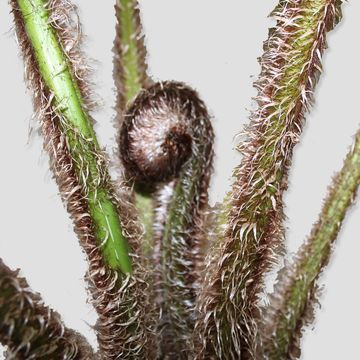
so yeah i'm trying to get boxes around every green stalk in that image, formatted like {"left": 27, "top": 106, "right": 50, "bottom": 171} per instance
{"left": 17, "top": 0, "right": 131, "bottom": 273}
{"left": 114, "top": 0, "right": 154, "bottom": 246}
{"left": 0, "top": 259, "right": 95, "bottom": 359}
{"left": 261, "top": 128, "right": 360, "bottom": 359}
{"left": 115, "top": 0, "right": 148, "bottom": 104}
{"left": 12, "top": 1, "right": 157, "bottom": 356}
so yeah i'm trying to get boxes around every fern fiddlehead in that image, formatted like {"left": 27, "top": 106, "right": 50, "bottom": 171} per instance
{"left": 114, "top": 2, "right": 215, "bottom": 356}
{"left": 119, "top": 81, "right": 214, "bottom": 358}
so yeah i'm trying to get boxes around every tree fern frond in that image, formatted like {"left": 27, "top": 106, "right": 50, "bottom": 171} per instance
{"left": 114, "top": 4, "right": 215, "bottom": 357}
{"left": 113, "top": 0, "right": 155, "bottom": 252}
{"left": 114, "top": 0, "right": 149, "bottom": 110}
{"left": 12, "top": 0, "right": 131, "bottom": 273}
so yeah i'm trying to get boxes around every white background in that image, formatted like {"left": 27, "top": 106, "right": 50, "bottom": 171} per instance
{"left": 0, "top": 1, "right": 359, "bottom": 358}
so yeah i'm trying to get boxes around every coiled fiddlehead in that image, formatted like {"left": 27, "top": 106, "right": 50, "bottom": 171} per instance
{"left": 120, "top": 81, "right": 214, "bottom": 358}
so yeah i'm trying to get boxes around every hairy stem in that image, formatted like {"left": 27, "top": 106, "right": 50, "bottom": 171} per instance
{"left": 0, "top": 259, "right": 95, "bottom": 359}
{"left": 14, "top": 0, "right": 131, "bottom": 273}
{"left": 11, "top": 1, "right": 157, "bottom": 358}
{"left": 261, "top": 127, "right": 360, "bottom": 359}
{"left": 194, "top": 1, "right": 343, "bottom": 358}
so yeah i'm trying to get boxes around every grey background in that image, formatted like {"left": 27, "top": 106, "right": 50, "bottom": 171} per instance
{"left": 0, "top": 1, "right": 359, "bottom": 358}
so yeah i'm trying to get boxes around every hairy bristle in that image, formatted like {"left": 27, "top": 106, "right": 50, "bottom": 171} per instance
{"left": 46, "top": 0, "right": 96, "bottom": 110}
{"left": 194, "top": 1, "right": 343, "bottom": 358}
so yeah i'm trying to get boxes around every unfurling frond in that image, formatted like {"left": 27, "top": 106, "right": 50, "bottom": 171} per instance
{"left": 194, "top": 1, "right": 343, "bottom": 358}
{"left": 120, "top": 81, "right": 214, "bottom": 358}
{"left": 114, "top": 3, "right": 215, "bottom": 357}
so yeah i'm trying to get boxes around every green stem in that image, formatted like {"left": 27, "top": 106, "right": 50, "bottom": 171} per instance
{"left": 114, "top": 0, "right": 154, "bottom": 246}
{"left": 115, "top": 0, "right": 148, "bottom": 103}
{"left": 262, "top": 128, "right": 360, "bottom": 359}
{"left": 17, "top": 0, "right": 131, "bottom": 273}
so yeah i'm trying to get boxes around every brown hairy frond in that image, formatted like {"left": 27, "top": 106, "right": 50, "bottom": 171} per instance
{"left": 120, "top": 81, "right": 214, "bottom": 358}
{"left": 0, "top": 258, "right": 96, "bottom": 359}
{"left": 11, "top": 1, "right": 157, "bottom": 358}
{"left": 194, "top": 1, "right": 343, "bottom": 358}
{"left": 111, "top": 2, "right": 161, "bottom": 357}
{"left": 8, "top": 1, "right": 355, "bottom": 359}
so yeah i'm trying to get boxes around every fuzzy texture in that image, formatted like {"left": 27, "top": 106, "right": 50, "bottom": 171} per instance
{"left": 120, "top": 83, "right": 193, "bottom": 185}
{"left": 119, "top": 81, "right": 214, "bottom": 359}
{"left": 194, "top": 1, "right": 343, "bottom": 359}
{"left": 260, "top": 127, "right": 360, "bottom": 359}
{"left": 11, "top": 1, "right": 157, "bottom": 358}
{"left": 0, "top": 259, "right": 95, "bottom": 359}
